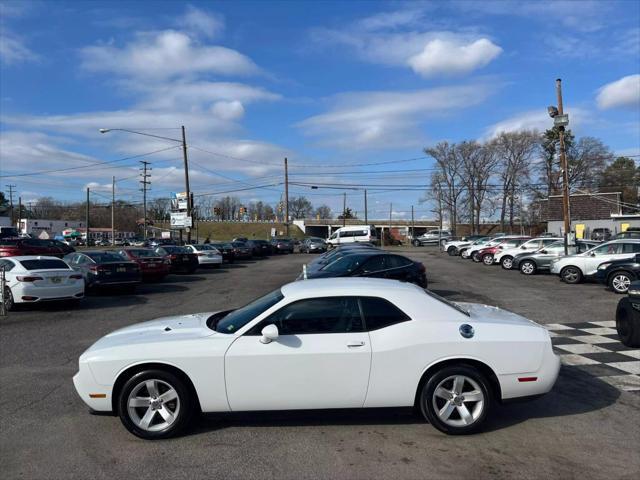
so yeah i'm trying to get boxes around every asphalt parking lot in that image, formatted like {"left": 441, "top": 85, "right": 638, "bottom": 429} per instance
{"left": 1, "top": 248, "right": 639, "bottom": 480}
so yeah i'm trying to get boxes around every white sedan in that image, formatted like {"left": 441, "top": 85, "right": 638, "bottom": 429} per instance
{"left": 184, "top": 244, "right": 223, "bottom": 266}
{"left": 0, "top": 256, "right": 84, "bottom": 310}
{"left": 73, "top": 278, "right": 560, "bottom": 439}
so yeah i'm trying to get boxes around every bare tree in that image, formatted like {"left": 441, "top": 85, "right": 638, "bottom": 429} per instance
{"left": 288, "top": 196, "right": 313, "bottom": 219}
{"left": 425, "top": 142, "right": 464, "bottom": 235}
{"left": 491, "top": 131, "right": 537, "bottom": 232}
{"left": 314, "top": 204, "right": 332, "bottom": 219}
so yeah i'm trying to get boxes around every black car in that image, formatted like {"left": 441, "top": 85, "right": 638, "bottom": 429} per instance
{"left": 47, "top": 239, "right": 76, "bottom": 255}
{"left": 615, "top": 280, "right": 640, "bottom": 347}
{"left": 270, "top": 237, "right": 295, "bottom": 254}
{"left": 154, "top": 246, "right": 199, "bottom": 274}
{"left": 304, "top": 251, "right": 427, "bottom": 288}
{"left": 252, "top": 239, "right": 273, "bottom": 256}
{"left": 596, "top": 253, "right": 640, "bottom": 294}
{"left": 232, "top": 241, "right": 253, "bottom": 259}
{"left": 64, "top": 250, "right": 141, "bottom": 290}
{"left": 210, "top": 242, "right": 235, "bottom": 263}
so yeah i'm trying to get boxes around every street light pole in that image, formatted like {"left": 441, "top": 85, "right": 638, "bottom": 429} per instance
{"left": 181, "top": 126, "right": 192, "bottom": 243}
{"left": 555, "top": 79, "right": 571, "bottom": 255}
{"left": 111, "top": 176, "right": 115, "bottom": 244}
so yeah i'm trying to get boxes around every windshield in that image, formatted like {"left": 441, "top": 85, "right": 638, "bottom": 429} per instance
{"left": 211, "top": 289, "right": 284, "bottom": 333}
{"left": 322, "top": 254, "right": 369, "bottom": 273}
{"left": 87, "top": 252, "right": 127, "bottom": 262}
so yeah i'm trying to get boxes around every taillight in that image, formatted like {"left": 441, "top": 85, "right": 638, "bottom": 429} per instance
{"left": 169, "top": 254, "right": 178, "bottom": 259}
{"left": 417, "top": 262, "right": 425, "bottom": 272}
{"left": 70, "top": 274, "right": 83, "bottom": 280}
{"left": 17, "top": 276, "right": 44, "bottom": 282}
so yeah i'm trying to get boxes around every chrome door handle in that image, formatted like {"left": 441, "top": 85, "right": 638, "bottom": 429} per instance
{"left": 347, "top": 341, "right": 365, "bottom": 347}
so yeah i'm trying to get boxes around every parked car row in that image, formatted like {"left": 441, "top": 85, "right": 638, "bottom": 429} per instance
{"left": 444, "top": 233, "right": 640, "bottom": 294}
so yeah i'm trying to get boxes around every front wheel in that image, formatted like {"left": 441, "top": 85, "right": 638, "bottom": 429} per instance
{"left": 118, "top": 369, "right": 194, "bottom": 440}
{"left": 561, "top": 266, "right": 583, "bottom": 284}
{"left": 471, "top": 252, "right": 482, "bottom": 263}
{"left": 482, "top": 254, "right": 494, "bottom": 266}
{"left": 520, "top": 260, "right": 537, "bottom": 275}
{"left": 3, "top": 287, "right": 15, "bottom": 312}
{"left": 608, "top": 271, "right": 632, "bottom": 294}
{"left": 447, "top": 247, "right": 458, "bottom": 256}
{"left": 419, "top": 365, "right": 491, "bottom": 435}
{"left": 413, "top": 240, "right": 421, "bottom": 247}
{"left": 616, "top": 298, "right": 640, "bottom": 347}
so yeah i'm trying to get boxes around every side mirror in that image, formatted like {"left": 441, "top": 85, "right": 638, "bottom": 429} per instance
{"left": 260, "top": 324, "right": 279, "bottom": 344}
{"left": 590, "top": 252, "right": 596, "bottom": 257}
{"left": 540, "top": 249, "right": 547, "bottom": 254}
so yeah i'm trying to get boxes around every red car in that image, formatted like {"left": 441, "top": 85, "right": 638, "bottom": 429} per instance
{"left": 475, "top": 237, "right": 531, "bottom": 265}
{"left": 0, "top": 238, "right": 67, "bottom": 258}
{"left": 117, "top": 248, "right": 170, "bottom": 281}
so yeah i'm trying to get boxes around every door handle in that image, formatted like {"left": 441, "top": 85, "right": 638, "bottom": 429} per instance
{"left": 347, "top": 341, "right": 365, "bottom": 347}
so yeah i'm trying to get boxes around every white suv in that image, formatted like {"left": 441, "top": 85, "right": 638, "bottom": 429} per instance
{"left": 495, "top": 237, "right": 562, "bottom": 269}
{"left": 550, "top": 239, "right": 640, "bottom": 284}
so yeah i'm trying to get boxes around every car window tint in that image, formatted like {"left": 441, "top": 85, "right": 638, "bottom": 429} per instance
{"left": 264, "top": 297, "right": 364, "bottom": 335}
{"left": 19, "top": 259, "right": 69, "bottom": 270}
{"left": 360, "top": 297, "right": 411, "bottom": 331}
{"left": 593, "top": 243, "right": 621, "bottom": 255}
{"left": 622, "top": 243, "right": 640, "bottom": 253}
{"left": 0, "top": 259, "right": 15, "bottom": 271}
{"left": 361, "top": 255, "right": 386, "bottom": 272}
{"left": 388, "top": 255, "right": 412, "bottom": 268}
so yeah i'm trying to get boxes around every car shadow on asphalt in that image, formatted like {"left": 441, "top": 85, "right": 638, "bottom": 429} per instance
{"left": 165, "top": 275, "right": 207, "bottom": 283}
{"left": 484, "top": 366, "right": 620, "bottom": 432}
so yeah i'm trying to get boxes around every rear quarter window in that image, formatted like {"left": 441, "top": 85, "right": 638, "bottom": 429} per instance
{"left": 360, "top": 297, "right": 411, "bottom": 331}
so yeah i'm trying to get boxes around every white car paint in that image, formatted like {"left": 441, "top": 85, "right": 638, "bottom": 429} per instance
{"left": 327, "top": 225, "right": 377, "bottom": 246}
{"left": 461, "top": 236, "right": 523, "bottom": 259}
{"left": 74, "top": 278, "right": 559, "bottom": 418}
{"left": 550, "top": 239, "right": 640, "bottom": 279}
{"left": 0, "top": 256, "right": 84, "bottom": 305}
{"left": 184, "top": 244, "right": 223, "bottom": 265}
{"left": 494, "top": 238, "right": 562, "bottom": 265}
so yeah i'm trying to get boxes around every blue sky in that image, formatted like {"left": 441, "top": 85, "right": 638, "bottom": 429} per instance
{"left": 1, "top": 0, "right": 639, "bottom": 220}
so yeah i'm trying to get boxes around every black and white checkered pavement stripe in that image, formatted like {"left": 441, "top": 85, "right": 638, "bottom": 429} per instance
{"left": 544, "top": 321, "right": 640, "bottom": 393}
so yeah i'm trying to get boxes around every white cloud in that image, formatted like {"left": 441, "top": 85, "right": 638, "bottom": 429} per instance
{"left": 0, "top": 32, "right": 38, "bottom": 65}
{"left": 80, "top": 30, "right": 258, "bottom": 79}
{"left": 298, "top": 84, "right": 497, "bottom": 149}
{"left": 177, "top": 5, "right": 225, "bottom": 39}
{"left": 211, "top": 100, "right": 245, "bottom": 121}
{"left": 408, "top": 38, "right": 502, "bottom": 77}
{"left": 483, "top": 108, "right": 589, "bottom": 139}
{"left": 596, "top": 74, "right": 640, "bottom": 110}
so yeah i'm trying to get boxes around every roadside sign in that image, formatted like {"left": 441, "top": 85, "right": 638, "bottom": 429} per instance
{"left": 170, "top": 212, "right": 192, "bottom": 228}
{"left": 171, "top": 192, "right": 188, "bottom": 211}
{"left": 161, "top": 231, "right": 171, "bottom": 239}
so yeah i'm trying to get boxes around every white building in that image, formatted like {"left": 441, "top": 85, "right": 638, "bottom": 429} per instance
{"left": 18, "top": 218, "right": 85, "bottom": 237}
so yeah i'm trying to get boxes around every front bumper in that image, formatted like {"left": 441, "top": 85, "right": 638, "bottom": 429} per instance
{"left": 73, "top": 364, "right": 112, "bottom": 412}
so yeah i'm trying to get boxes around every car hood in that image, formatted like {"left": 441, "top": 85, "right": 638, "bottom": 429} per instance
{"left": 455, "top": 302, "right": 545, "bottom": 330}
{"left": 83, "top": 312, "right": 218, "bottom": 355}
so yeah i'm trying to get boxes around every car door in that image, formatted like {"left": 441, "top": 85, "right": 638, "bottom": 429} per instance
{"left": 583, "top": 242, "right": 625, "bottom": 275}
{"left": 384, "top": 255, "right": 413, "bottom": 282}
{"left": 355, "top": 255, "right": 388, "bottom": 279}
{"left": 535, "top": 244, "right": 566, "bottom": 268}
{"left": 224, "top": 296, "right": 371, "bottom": 411}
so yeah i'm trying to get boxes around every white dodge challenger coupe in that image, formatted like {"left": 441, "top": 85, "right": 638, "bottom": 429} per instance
{"left": 73, "top": 278, "right": 560, "bottom": 439}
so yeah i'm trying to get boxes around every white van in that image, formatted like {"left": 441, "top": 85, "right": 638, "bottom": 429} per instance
{"left": 327, "top": 225, "right": 378, "bottom": 246}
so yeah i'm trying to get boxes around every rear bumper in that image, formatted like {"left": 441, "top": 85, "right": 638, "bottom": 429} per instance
{"left": 198, "top": 256, "right": 223, "bottom": 265}
{"left": 16, "top": 283, "right": 84, "bottom": 303}
{"left": 499, "top": 344, "right": 561, "bottom": 400}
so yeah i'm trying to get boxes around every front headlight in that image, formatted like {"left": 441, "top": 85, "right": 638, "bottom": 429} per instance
{"left": 597, "top": 263, "right": 611, "bottom": 270}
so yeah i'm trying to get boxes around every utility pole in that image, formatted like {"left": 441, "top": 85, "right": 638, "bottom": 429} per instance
{"left": 111, "top": 176, "right": 115, "bottom": 244}
{"left": 411, "top": 205, "right": 415, "bottom": 242}
{"left": 389, "top": 203, "right": 392, "bottom": 244}
{"left": 284, "top": 157, "right": 289, "bottom": 236}
{"left": 364, "top": 189, "right": 368, "bottom": 225}
{"left": 342, "top": 192, "right": 346, "bottom": 227}
{"left": 5, "top": 185, "right": 15, "bottom": 226}
{"left": 85, "top": 187, "right": 90, "bottom": 245}
{"left": 140, "top": 161, "right": 151, "bottom": 241}
{"left": 556, "top": 78, "right": 571, "bottom": 255}
{"left": 181, "top": 125, "right": 192, "bottom": 243}
{"left": 17, "top": 197, "right": 21, "bottom": 232}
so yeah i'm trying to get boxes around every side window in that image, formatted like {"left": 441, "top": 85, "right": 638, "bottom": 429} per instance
{"left": 622, "top": 243, "right": 640, "bottom": 253}
{"left": 593, "top": 243, "right": 621, "bottom": 255}
{"left": 251, "top": 297, "right": 363, "bottom": 335}
{"left": 360, "top": 297, "right": 411, "bottom": 331}
{"left": 0, "top": 259, "right": 15, "bottom": 271}
{"left": 360, "top": 255, "right": 386, "bottom": 273}
{"left": 387, "top": 255, "right": 412, "bottom": 268}
{"left": 542, "top": 239, "right": 558, "bottom": 246}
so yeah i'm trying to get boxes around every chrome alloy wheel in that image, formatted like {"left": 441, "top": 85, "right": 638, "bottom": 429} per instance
{"left": 502, "top": 257, "right": 513, "bottom": 269}
{"left": 520, "top": 261, "right": 535, "bottom": 275}
{"left": 127, "top": 379, "right": 181, "bottom": 432}
{"left": 431, "top": 375, "right": 485, "bottom": 428}
{"left": 611, "top": 273, "right": 631, "bottom": 293}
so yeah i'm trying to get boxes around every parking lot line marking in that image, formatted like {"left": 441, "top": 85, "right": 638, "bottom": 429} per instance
{"left": 545, "top": 323, "right": 575, "bottom": 330}
{"left": 606, "top": 362, "right": 640, "bottom": 375}
{"left": 600, "top": 374, "right": 640, "bottom": 391}
{"left": 589, "top": 321, "right": 616, "bottom": 328}
{"left": 571, "top": 335, "right": 619, "bottom": 344}
{"left": 559, "top": 354, "right": 600, "bottom": 366}
{"left": 555, "top": 344, "right": 611, "bottom": 354}
{"left": 581, "top": 327, "right": 618, "bottom": 336}
{"left": 620, "top": 350, "right": 640, "bottom": 359}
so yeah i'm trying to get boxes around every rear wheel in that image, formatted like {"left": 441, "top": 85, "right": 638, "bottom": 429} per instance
{"left": 118, "top": 369, "right": 194, "bottom": 440}
{"left": 500, "top": 256, "right": 514, "bottom": 270}
{"left": 419, "top": 365, "right": 491, "bottom": 435}
{"left": 561, "top": 266, "right": 583, "bottom": 284}
{"left": 608, "top": 271, "right": 633, "bottom": 294}
{"left": 413, "top": 240, "right": 421, "bottom": 247}
{"left": 472, "top": 252, "right": 482, "bottom": 263}
{"left": 520, "top": 260, "right": 537, "bottom": 275}
{"left": 616, "top": 298, "right": 640, "bottom": 347}
{"left": 447, "top": 247, "right": 458, "bottom": 256}
{"left": 3, "top": 287, "right": 15, "bottom": 312}
{"left": 482, "top": 254, "right": 494, "bottom": 266}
